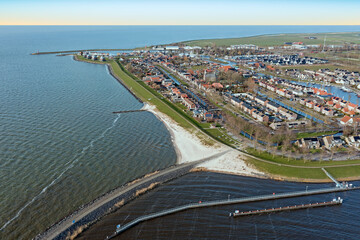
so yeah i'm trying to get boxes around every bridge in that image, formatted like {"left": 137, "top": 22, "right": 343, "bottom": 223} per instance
{"left": 322, "top": 168, "right": 342, "bottom": 188}
{"left": 107, "top": 185, "right": 359, "bottom": 239}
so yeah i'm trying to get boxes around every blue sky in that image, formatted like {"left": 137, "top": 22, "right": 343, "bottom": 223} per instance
{"left": 1, "top": 0, "right": 359, "bottom": 25}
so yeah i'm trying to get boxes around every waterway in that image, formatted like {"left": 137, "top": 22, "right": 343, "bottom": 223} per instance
{"left": 293, "top": 81, "right": 360, "bottom": 105}
{"left": 1, "top": 26, "right": 360, "bottom": 239}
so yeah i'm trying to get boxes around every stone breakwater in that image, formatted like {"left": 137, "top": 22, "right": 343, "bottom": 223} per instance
{"left": 34, "top": 163, "right": 198, "bottom": 240}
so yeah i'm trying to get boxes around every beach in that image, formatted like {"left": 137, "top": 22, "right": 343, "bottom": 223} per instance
{"left": 143, "top": 103, "right": 263, "bottom": 177}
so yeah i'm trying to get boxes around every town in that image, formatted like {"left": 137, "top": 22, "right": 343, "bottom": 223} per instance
{"left": 79, "top": 39, "right": 360, "bottom": 159}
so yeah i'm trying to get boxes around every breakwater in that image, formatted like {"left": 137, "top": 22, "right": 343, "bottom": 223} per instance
{"left": 34, "top": 152, "right": 229, "bottom": 240}
{"left": 31, "top": 49, "right": 133, "bottom": 55}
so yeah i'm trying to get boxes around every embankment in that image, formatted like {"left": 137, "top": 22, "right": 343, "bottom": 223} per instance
{"left": 34, "top": 151, "right": 228, "bottom": 240}
{"left": 34, "top": 161, "right": 198, "bottom": 240}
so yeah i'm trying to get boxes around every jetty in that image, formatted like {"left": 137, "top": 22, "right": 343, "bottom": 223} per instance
{"left": 230, "top": 197, "right": 343, "bottom": 217}
{"left": 112, "top": 110, "right": 146, "bottom": 114}
{"left": 322, "top": 168, "right": 343, "bottom": 188}
{"left": 107, "top": 185, "right": 359, "bottom": 238}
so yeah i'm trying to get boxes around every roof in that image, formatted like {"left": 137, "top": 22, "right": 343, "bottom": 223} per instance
{"left": 341, "top": 115, "right": 352, "bottom": 123}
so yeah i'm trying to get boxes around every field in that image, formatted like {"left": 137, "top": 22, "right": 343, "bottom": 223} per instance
{"left": 182, "top": 32, "right": 360, "bottom": 47}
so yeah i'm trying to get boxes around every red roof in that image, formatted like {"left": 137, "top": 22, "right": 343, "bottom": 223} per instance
{"left": 212, "top": 83, "right": 224, "bottom": 89}
{"left": 341, "top": 115, "right": 352, "bottom": 123}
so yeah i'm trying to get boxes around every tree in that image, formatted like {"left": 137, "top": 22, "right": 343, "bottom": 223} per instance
{"left": 245, "top": 78, "right": 258, "bottom": 93}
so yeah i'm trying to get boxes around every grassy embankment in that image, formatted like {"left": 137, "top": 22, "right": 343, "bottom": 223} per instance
{"left": 182, "top": 32, "right": 360, "bottom": 47}
{"left": 246, "top": 148, "right": 360, "bottom": 180}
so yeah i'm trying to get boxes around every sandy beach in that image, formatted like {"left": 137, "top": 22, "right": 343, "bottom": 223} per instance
{"left": 143, "top": 103, "right": 262, "bottom": 177}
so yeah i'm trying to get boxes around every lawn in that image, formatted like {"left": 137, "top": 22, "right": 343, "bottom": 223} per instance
{"left": 246, "top": 148, "right": 360, "bottom": 167}
{"left": 325, "top": 165, "right": 360, "bottom": 179}
{"left": 246, "top": 157, "right": 328, "bottom": 180}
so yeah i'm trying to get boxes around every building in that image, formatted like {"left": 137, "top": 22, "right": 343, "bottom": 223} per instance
{"left": 340, "top": 115, "right": 353, "bottom": 125}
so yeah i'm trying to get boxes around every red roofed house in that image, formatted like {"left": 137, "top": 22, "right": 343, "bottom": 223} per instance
{"left": 221, "top": 66, "right": 232, "bottom": 72}
{"left": 212, "top": 82, "right": 224, "bottom": 90}
{"left": 305, "top": 101, "right": 315, "bottom": 109}
{"left": 348, "top": 102, "right": 358, "bottom": 111}
{"left": 334, "top": 103, "right": 341, "bottom": 110}
{"left": 200, "top": 83, "right": 212, "bottom": 92}
{"left": 326, "top": 100, "right": 334, "bottom": 106}
{"left": 340, "top": 115, "right": 353, "bottom": 125}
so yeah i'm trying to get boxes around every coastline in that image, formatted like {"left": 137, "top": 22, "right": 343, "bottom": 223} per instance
{"left": 73, "top": 55, "right": 360, "bottom": 183}
{"left": 73, "top": 55, "right": 263, "bottom": 178}
{"left": 35, "top": 51, "right": 360, "bottom": 239}
{"left": 142, "top": 102, "right": 263, "bottom": 177}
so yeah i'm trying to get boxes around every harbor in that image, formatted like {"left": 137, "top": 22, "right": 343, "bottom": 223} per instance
{"left": 108, "top": 184, "right": 359, "bottom": 238}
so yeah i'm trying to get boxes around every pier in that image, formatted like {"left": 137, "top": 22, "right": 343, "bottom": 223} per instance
{"left": 230, "top": 197, "right": 343, "bottom": 217}
{"left": 112, "top": 110, "right": 146, "bottom": 114}
{"left": 322, "top": 168, "right": 342, "bottom": 188}
{"left": 107, "top": 186, "right": 359, "bottom": 238}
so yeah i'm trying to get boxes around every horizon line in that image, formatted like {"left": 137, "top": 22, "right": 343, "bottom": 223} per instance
{"left": 1, "top": 24, "right": 360, "bottom": 26}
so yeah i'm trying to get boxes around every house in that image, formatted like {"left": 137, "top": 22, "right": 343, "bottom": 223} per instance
{"left": 266, "top": 102, "right": 280, "bottom": 112}
{"left": 200, "top": 83, "right": 212, "bottom": 91}
{"left": 270, "top": 120, "right": 308, "bottom": 130}
{"left": 254, "top": 96, "right": 267, "bottom": 106}
{"left": 322, "top": 107, "right": 334, "bottom": 117}
{"left": 323, "top": 136, "right": 335, "bottom": 149}
{"left": 314, "top": 104, "right": 323, "bottom": 113}
{"left": 204, "top": 112, "right": 214, "bottom": 122}
{"left": 340, "top": 115, "right": 353, "bottom": 125}
{"left": 183, "top": 98, "right": 196, "bottom": 110}
{"left": 305, "top": 101, "right": 315, "bottom": 109}
{"left": 346, "top": 135, "right": 360, "bottom": 148}
{"left": 212, "top": 82, "right": 224, "bottom": 90}
{"left": 297, "top": 138, "right": 320, "bottom": 149}
{"left": 231, "top": 97, "right": 242, "bottom": 107}
{"left": 257, "top": 114, "right": 269, "bottom": 123}
{"left": 276, "top": 88, "right": 286, "bottom": 96}
{"left": 348, "top": 102, "right": 358, "bottom": 111}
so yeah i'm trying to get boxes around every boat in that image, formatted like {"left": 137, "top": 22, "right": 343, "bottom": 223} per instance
{"left": 341, "top": 86, "right": 352, "bottom": 92}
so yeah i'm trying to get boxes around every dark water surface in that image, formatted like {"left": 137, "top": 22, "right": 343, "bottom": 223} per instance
{"left": 1, "top": 26, "right": 360, "bottom": 239}
{"left": 80, "top": 172, "right": 360, "bottom": 240}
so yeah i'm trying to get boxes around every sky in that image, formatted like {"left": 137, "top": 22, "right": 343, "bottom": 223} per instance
{"left": 1, "top": 0, "right": 359, "bottom": 25}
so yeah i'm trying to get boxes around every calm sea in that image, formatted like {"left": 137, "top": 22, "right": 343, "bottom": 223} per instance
{"left": 0, "top": 26, "right": 360, "bottom": 240}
